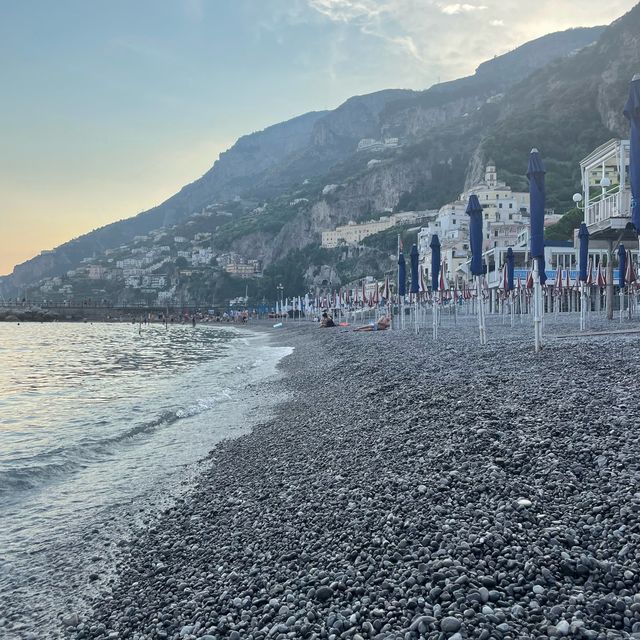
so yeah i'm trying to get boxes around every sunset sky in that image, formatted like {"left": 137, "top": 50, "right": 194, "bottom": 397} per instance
{"left": 1, "top": 0, "right": 636, "bottom": 275}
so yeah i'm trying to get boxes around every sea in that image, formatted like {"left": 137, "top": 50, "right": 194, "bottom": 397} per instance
{"left": 0, "top": 321, "right": 292, "bottom": 639}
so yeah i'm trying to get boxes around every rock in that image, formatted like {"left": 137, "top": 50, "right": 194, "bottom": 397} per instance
{"left": 315, "top": 585, "right": 334, "bottom": 602}
{"left": 62, "top": 613, "right": 80, "bottom": 627}
{"left": 440, "top": 616, "right": 462, "bottom": 633}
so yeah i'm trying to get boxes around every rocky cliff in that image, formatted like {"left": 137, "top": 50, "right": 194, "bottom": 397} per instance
{"left": 1, "top": 19, "right": 624, "bottom": 295}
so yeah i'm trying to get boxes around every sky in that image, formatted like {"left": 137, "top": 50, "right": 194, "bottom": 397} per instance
{"left": 0, "top": 0, "right": 637, "bottom": 275}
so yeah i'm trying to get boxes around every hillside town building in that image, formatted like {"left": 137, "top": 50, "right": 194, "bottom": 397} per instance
{"left": 321, "top": 211, "right": 430, "bottom": 249}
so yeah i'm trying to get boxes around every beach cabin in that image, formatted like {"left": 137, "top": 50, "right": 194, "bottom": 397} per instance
{"left": 577, "top": 138, "right": 637, "bottom": 317}
{"left": 579, "top": 138, "right": 634, "bottom": 242}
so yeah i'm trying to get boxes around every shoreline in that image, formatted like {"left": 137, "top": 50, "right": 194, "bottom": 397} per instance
{"left": 39, "top": 320, "right": 640, "bottom": 638}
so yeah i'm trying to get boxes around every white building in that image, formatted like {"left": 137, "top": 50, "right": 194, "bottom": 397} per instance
{"left": 417, "top": 162, "right": 533, "bottom": 282}
{"left": 321, "top": 212, "right": 430, "bottom": 249}
{"left": 88, "top": 265, "right": 107, "bottom": 280}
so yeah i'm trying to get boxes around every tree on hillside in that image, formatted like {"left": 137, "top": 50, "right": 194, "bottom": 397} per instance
{"left": 545, "top": 208, "right": 583, "bottom": 241}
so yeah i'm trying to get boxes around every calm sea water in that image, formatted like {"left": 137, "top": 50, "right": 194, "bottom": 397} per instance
{"left": 0, "top": 322, "right": 291, "bottom": 638}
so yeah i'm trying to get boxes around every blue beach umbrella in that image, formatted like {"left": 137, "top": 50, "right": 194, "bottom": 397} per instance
{"left": 527, "top": 148, "right": 546, "bottom": 268}
{"left": 578, "top": 223, "right": 590, "bottom": 281}
{"left": 430, "top": 235, "right": 441, "bottom": 291}
{"left": 624, "top": 74, "right": 640, "bottom": 233}
{"left": 466, "top": 195, "right": 484, "bottom": 277}
{"left": 506, "top": 247, "right": 515, "bottom": 292}
{"left": 537, "top": 256, "right": 547, "bottom": 285}
{"left": 410, "top": 244, "right": 419, "bottom": 294}
{"left": 398, "top": 251, "right": 406, "bottom": 297}
{"left": 618, "top": 244, "right": 626, "bottom": 288}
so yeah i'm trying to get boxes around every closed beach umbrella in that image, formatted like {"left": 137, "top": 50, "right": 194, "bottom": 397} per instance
{"left": 537, "top": 256, "right": 547, "bottom": 285}
{"left": 554, "top": 263, "right": 563, "bottom": 292}
{"left": 466, "top": 195, "right": 484, "bottom": 276}
{"left": 618, "top": 244, "right": 626, "bottom": 288}
{"left": 506, "top": 247, "right": 515, "bottom": 292}
{"left": 381, "top": 275, "right": 390, "bottom": 301}
{"left": 623, "top": 74, "right": 640, "bottom": 233}
{"left": 586, "top": 257, "right": 594, "bottom": 285}
{"left": 528, "top": 149, "right": 546, "bottom": 261}
{"left": 626, "top": 250, "right": 636, "bottom": 284}
{"left": 526, "top": 270, "right": 534, "bottom": 289}
{"left": 410, "top": 244, "right": 419, "bottom": 294}
{"left": 430, "top": 235, "right": 441, "bottom": 291}
{"left": 398, "top": 252, "right": 407, "bottom": 297}
{"left": 596, "top": 262, "right": 606, "bottom": 287}
{"left": 418, "top": 268, "right": 427, "bottom": 296}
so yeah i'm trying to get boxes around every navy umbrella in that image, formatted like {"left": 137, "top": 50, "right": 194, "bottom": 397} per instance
{"left": 623, "top": 74, "right": 640, "bottom": 233}
{"left": 528, "top": 149, "right": 546, "bottom": 352}
{"left": 618, "top": 244, "right": 626, "bottom": 288}
{"left": 506, "top": 247, "right": 515, "bottom": 292}
{"left": 410, "top": 244, "right": 419, "bottom": 294}
{"left": 578, "top": 223, "right": 590, "bottom": 281}
{"left": 430, "top": 234, "right": 441, "bottom": 291}
{"left": 537, "top": 256, "right": 547, "bottom": 285}
{"left": 528, "top": 148, "right": 546, "bottom": 263}
{"left": 398, "top": 251, "right": 406, "bottom": 297}
{"left": 466, "top": 195, "right": 484, "bottom": 277}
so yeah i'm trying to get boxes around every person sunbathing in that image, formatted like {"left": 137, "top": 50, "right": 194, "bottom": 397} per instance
{"left": 354, "top": 315, "right": 391, "bottom": 332}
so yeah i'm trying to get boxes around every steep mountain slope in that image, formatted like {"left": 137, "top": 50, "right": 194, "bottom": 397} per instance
{"left": 0, "top": 23, "right": 612, "bottom": 294}
{"left": 482, "top": 4, "right": 640, "bottom": 210}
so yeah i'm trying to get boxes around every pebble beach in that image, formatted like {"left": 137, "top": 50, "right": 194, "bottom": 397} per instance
{"left": 62, "top": 317, "right": 640, "bottom": 640}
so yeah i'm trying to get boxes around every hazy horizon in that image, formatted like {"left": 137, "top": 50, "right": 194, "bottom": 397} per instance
{"left": 1, "top": 0, "right": 637, "bottom": 276}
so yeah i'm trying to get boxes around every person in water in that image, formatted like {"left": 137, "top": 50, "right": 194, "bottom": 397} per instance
{"left": 354, "top": 315, "right": 391, "bottom": 332}
{"left": 319, "top": 311, "right": 336, "bottom": 328}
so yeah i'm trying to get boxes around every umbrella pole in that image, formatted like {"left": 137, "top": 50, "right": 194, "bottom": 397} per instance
{"left": 432, "top": 294, "right": 438, "bottom": 341}
{"left": 510, "top": 292, "right": 514, "bottom": 327}
{"left": 620, "top": 287, "right": 624, "bottom": 324}
{"left": 476, "top": 276, "right": 486, "bottom": 345}
{"left": 533, "top": 260, "right": 542, "bottom": 353}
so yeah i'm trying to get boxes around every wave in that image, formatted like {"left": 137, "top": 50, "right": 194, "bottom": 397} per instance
{"left": 0, "top": 394, "right": 227, "bottom": 496}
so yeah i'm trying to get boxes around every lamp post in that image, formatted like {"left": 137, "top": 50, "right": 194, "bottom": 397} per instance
{"left": 277, "top": 283, "right": 284, "bottom": 319}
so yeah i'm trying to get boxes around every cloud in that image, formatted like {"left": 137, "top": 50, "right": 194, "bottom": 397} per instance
{"left": 439, "top": 3, "right": 488, "bottom": 15}
{"left": 302, "top": 0, "right": 637, "bottom": 89}
{"left": 307, "top": 0, "right": 386, "bottom": 22}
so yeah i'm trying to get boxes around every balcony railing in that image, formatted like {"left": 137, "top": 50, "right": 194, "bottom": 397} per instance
{"left": 585, "top": 189, "right": 632, "bottom": 226}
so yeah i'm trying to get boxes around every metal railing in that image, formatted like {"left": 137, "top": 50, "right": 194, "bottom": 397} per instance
{"left": 585, "top": 189, "right": 632, "bottom": 226}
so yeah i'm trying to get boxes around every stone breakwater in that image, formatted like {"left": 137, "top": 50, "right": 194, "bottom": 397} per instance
{"left": 69, "top": 322, "right": 639, "bottom": 640}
